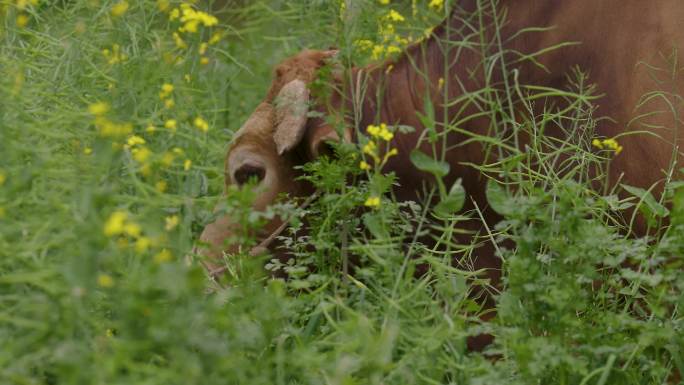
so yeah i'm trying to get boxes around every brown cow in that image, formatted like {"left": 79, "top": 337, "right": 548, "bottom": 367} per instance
{"left": 196, "top": 0, "right": 684, "bottom": 290}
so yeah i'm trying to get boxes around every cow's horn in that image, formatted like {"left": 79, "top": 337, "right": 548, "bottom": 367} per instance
{"left": 273, "top": 79, "right": 309, "bottom": 155}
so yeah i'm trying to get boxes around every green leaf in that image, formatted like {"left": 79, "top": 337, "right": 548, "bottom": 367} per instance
{"left": 363, "top": 213, "right": 389, "bottom": 239}
{"left": 434, "top": 179, "right": 466, "bottom": 217}
{"left": 486, "top": 179, "right": 512, "bottom": 216}
{"left": 672, "top": 186, "right": 684, "bottom": 225}
{"left": 621, "top": 184, "right": 669, "bottom": 218}
{"left": 410, "top": 150, "right": 450, "bottom": 177}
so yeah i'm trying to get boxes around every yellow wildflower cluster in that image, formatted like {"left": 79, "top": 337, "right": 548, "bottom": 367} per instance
{"left": 98, "top": 273, "right": 115, "bottom": 288}
{"left": 364, "top": 196, "right": 381, "bottom": 208}
{"left": 124, "top": 135, "right": 153, "bottom": 174}
{"left": 428, "top": 0, "right": 444, "bottom": 11}
{"left": 154, "top": 249, "right": 173, "bottom": 263}
{"left": 367, "top": 123, "right": 394, "bottom": 141}
{"left": 355, "top": 1, "right": 445, "bottom": 60}
{"left": 592, "top": 137, "right": 624, "bottom": 155}
{"left": 166, "top": 3, "right": 221, "bottom": 65}
{"left": 353, "top": 4, "right": 412, "bottom": 60}
{"left": 159, "top": 83, "right": 175, "bottom": 109}
{"left": 361, "top": 123, "right": 398, "bottom": 168}
{"left": 12, "top": 0, "right": 37, "bottom": 28}
{"left": 102, "top": 44, "right": 128, "bottom": 65}
{"left": 89, "top": 102, "right": 133, "bottom": 137}
{"left": 164, "top": 119, "right": 177, "bottom": 133}
{"left": 104, "top": 210, "right": 154, "bottom": 254}
{"left": 110, "top": 1, "right": 129, "bottom": 17}
{"left": 170, "top": 4, "right": 218, "bottom": 32}
{"left": 164, "top": 215, "right": 179, "bottom": 231}
{"left": 359, "top": 123, "right": 399, "bottom": 209}
{"left": 194, "top": 116, "right": 209, "bottom": 133}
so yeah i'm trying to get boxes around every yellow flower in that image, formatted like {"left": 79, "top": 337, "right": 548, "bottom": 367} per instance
{"left": 178, "top": 5, "right": 218, "bottom": 33}
{"left": 368, "top": 123, "right": 393, "bottom": 141}
{"left": 161, "top": 152, "right": 175, "bottom": 166}
{"left": 194, "top": 117, "right": 209, "bottom": 132}
{"left": 164, "top": 119, "right": 177, "bottom": 131}
{"left": 437, "top": 77, "right": 445, "bottom": 90}
{"left": 428, "top": 0, "right": 444, "bottom": 10}
{"left": 105, "top": 328, "right": 115, "bottom": 338}
{"left": 154, "top": 249, "right": 172, "bottom": 264}
{"left": 104, "top": 211, "right": 128, "bottom": 236}
{"left": 378, "top": 0, "right": 390, "bottom": 4}
{"left": 165, "top": 215, "right": 179, "bottom": 231}
{"left": 387, "top": 9, "right": 405, "bottom": 22}
{"left": 209, "top": 31, "right": 222, "bottom": 45}
{"left": 102, "top": 44, "right": 127, "bottom": 65}
{"left": 359, "top": 161, "right": 371, "bottom": 170}
{"left": 364, "top": 196, "right": 381, "bottom": 208}
{"left": 386, "top": 45, "right": 401, "bottom": 55}
{"left": 84, "top": 147, "right": 93, "bottom": 155}
{"left": 424, "top": 27, "right": 434, "bottom": 38}
{"left": 97, "top": 274, "right": 114, "bottom": 288}
{"left": 16, "top": 14, "right": 29, "bottom": 28}
{"left": 362, "top": 140, "right": 377, "bottom": 156}
{"left": 146, "top": 124, "right": 156, "bottom": 133}
{"left": 169, "top": 8, "right": 180, "bottom": 20}
{"left": 123, "top": 222, "right": 141, "bottom": 238}
{"left": 354, "top": 39, "right": 374, "bottom": 52}
{"left": 367, "top": 124, "right": 380, "bottom": 137}
{"left": 88, "top": 102, "right": 110, "bottom": 116}
{"left": 155, "top": 180, "right": 168, "bottom": 193}
{"left": 159, "top": 83, "right": 174, "bottom": 99}
{"left": 157, "top": 0, "right": 170, "bottom": 12}
{"left": 131, "top": 147, "right": 151, "bottom": 163}
{"left": 383, "top": 148, "right": 399, "bottom": 162}
{"left": 16, "top": 0, "right": 38, "bottom": 11}
{"left": 126, "top": 135, "right": 145, "bottom": 147}
{"left": 97, "top": 120, "right": 133, "bottom": 137}
{"left": 592, "top": 137, "right": 623, "bottom": 155}
{"left": 200, "top": 57, "right": 209, "bottom": 65}
{"left": 164, "top": 98, "right": 175, "bottom": 109}
{"left": 602, "top": 138, "right": 619, "bottom": 150}
{"left": 183, "top": 159, "right": 192, "bottom": 171}
{"left": 199, "top": 42, "right": 208, "bottom": 55}
{"left": 135, "top": 237, "right": 151, "bottom": 253}
{"left": 172, "top": 32, "right": 187, "bottom": 49}
{"left": 110, "top": 1, "right": 129, "bottom": 17}
{"left": 371, "top": 45, "right": 385, "bottom": 60}
{"left": 378, "top": 123, "right": 393, "bottom": 141}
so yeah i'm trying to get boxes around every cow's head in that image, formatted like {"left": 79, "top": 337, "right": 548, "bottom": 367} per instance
{"left": 195, "top": 49, "right": 349, "bottom": 275}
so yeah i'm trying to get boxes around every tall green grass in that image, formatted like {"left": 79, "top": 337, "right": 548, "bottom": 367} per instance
{"left": 1, "top": 1, "right": 682, "bottom": 384}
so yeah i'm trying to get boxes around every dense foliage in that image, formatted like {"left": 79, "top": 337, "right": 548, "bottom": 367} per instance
{"left": 1, "top": 1, "right": 682, "bottom": 384}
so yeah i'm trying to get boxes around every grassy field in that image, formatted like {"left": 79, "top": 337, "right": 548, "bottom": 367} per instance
{"left": 1, "top": 1, "right": 683, "bottom": 384}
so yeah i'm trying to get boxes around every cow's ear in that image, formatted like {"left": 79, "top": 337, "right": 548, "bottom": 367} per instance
{"left": 307, "top": 123, "right": 351, "bottom": 159}
{"left": 273, "top": 79, "right": 309, "bottom": 155}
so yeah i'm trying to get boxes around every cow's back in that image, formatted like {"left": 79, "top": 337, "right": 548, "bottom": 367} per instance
{"left": 508, "top": 0, "right": 684, "bottom": 193}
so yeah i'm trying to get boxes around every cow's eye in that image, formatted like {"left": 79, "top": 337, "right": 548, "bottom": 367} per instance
{"left": 233, "top": 164, "right": 266, "bottom": 186}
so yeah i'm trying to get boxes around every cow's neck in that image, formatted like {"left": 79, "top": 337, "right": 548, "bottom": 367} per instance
{"left": 344, "top": 2, "right": 491, "bottom": 199}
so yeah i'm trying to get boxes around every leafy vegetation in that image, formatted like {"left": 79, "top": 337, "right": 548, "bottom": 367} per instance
{"left": 1, "top": 1, "right": 682, "bottom": 384}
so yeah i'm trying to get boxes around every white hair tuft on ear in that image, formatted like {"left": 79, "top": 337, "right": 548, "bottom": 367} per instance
{"left": 273, "top": 79, "right": 310, "bottom": 155}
